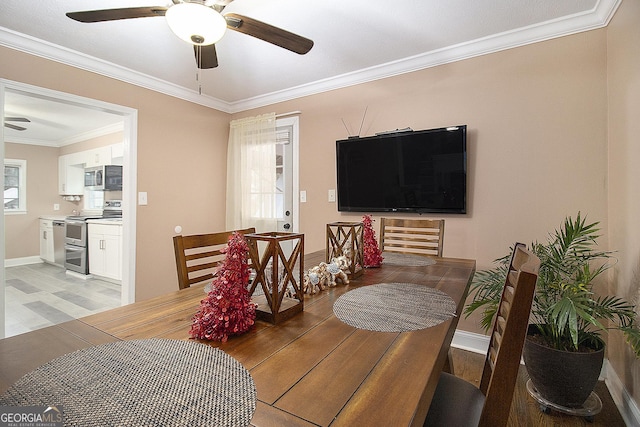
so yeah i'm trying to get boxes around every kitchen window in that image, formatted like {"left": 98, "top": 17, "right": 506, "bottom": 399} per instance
{"left": 4, "top": 158, "right": 27, "bottom": 214}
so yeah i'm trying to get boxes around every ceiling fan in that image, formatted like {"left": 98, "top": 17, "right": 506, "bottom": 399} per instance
{"left": 66, "top": 0, "right": 314, "bottom": 69}
{"left": 4, "top": 117, "right": 30, "bottom": 131}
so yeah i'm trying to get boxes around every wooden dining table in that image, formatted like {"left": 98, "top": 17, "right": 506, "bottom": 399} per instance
{"left": 0, "top": 250, "right": 475, "bottom": 427}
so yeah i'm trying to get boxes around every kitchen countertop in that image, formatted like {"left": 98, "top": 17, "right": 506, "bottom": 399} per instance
{"left": 39, "top": 215, "right": 68, "bottom": 221}
{"left": 86, "top": 218, "right": 123, "bottom": 225}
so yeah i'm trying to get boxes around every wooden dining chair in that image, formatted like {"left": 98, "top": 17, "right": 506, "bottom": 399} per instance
{"left": 379, "top": 218, "right": 445, "bottom": 257}
{"left": 173, "top": 227, "right": 255, "bottom": 290}
{"left": 423, "top": 243, "right": 540, "bottom": 427}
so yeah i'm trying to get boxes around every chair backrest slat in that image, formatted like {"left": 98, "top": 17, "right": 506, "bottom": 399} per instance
{"left": 379, "top": 218, "right": 445, "bottom": 257}
{"left": 478, "top": 243, "right": 540, "bottom": 427}
{"left": 173, "top": 227, "right": 255, "bottom": 290}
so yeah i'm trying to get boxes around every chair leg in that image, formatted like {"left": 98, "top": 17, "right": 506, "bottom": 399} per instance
{"left": 443, "top": 349, "right": 455, "bottom": 375}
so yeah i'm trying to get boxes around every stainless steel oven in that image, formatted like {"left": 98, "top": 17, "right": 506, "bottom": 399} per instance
{"left": 64, "top": 202, "right": 122, "bottom": 275}
{"left": 65, "top": 215, "right": 100, "bottom": 274}
{"left": 65, "top": 218, "right": 87, "bottom": 247}
{"left": 65, "top": 244, "right": 87, "bottom": 274}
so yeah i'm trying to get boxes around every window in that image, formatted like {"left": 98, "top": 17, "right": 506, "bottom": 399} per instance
{"left": 4, "top": 159, "right": 27, "bottom": 214}
{"left": 84, "top": 189, "right": 104, "bottom": 211}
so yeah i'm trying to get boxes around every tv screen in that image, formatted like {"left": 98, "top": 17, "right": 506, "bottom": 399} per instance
{"left": 336, "top": 125, "right": 467, "bottom": 214}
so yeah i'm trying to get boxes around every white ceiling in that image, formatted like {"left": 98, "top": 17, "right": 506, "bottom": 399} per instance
{"left": 0, "top": 0, "right": 620, "bottom": 144}
{"left": 3, "top": 89, "right": 124, "bottom": 146}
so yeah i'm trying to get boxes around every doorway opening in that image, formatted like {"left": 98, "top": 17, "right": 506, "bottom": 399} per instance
{"left": 1, "top": 79, "right": 138, "bottom": 338}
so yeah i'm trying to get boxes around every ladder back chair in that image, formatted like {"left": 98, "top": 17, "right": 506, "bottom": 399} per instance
{"left": 380, "top": 218, "right": 445, "bottom": 257}
{"left": 424, "top": 243, "right": 540, "bottom": 427}
{"left": 173, "top": 227, "right": 255, "bottom": 290}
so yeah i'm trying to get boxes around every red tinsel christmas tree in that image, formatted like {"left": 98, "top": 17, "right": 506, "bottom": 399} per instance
{"left": 189, "top": 232, "right": 257, "bottom": 342}
{"left": 362, "top": 215, "right": 384, "bottom": 267}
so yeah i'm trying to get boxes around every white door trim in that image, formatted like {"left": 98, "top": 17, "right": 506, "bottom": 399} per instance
{"left": 276, "top": 116, "right": 300, "bottom": 233}
{"left": 0, "top": 79, "right": 137, "bottom": 338}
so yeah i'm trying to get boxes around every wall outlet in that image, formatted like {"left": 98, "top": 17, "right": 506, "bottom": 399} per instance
{"left": 53, "top": 203, "right": 60, "bottom": 211}
{"left": 328, "top": 189, "right": 336, "bottom": 202}
{"left": 300, "top": 190, "right": 307, "bottom": 203}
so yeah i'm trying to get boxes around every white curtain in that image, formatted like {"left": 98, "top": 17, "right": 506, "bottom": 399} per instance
{"left": 226, "top": 113, "right": 278, "bottom": 233}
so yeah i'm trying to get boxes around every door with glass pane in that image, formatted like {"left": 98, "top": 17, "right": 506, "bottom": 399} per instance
{"left": 274, "top": 117, "right": 299, "bottom": 285}
{"left": 275, "top": 120, "right": 295, "bottom": 233}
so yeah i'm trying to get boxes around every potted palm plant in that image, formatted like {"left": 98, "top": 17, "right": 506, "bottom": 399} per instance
{"left": 466, "top": 213, "right": 640, "bottom": 409}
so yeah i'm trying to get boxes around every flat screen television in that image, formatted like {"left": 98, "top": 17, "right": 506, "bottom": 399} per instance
{"left": 336, "top": 125, "right": 467, "bottom": 214}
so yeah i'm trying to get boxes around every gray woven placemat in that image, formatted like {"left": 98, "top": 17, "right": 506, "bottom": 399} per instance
{"left": 333, "top": 283, "right": 457, "bottom": 332}
{"left": 0, "top": 339, "right": 256, "bottom": 427}
{"left": 382, "top": 252, "right": 437, "bottom": 267}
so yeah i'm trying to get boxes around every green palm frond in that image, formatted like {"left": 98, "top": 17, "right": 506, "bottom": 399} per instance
{"left": 621, "top": 327, "right": 640, "bottom": 358}
{"left": 465, "top": 213, "right": 640, "bottom": 356}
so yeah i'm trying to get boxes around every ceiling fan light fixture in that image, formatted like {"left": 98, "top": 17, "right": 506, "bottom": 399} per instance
{"left": 165, "top": 3, "right": 227, "bottom": 46}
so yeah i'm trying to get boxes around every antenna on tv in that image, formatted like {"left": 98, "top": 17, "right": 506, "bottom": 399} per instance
{"left": 357, "top": 106, "right": 368, "bottom": 137}
{"left": 341, "top": 106, "right": 369, "bottom": 139}
{"left": 341, "top": 118, "right": 353, "bottom": 138}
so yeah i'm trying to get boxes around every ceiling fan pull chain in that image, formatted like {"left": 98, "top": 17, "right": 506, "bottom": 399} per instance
{"left": 196, "top": 71, "right": 202, "bottom": 95}
{"left": 195, "top": 45, "right": 202, "bottom": 95}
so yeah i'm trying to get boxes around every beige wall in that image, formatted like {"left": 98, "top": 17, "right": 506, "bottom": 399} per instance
{"left": 606, "top": 0, "right": 640, "bottom": 405}
{"left": 58, "top": 131, "right": 123, "bottom": 155}
{"left": 4, "top": 132, "right": 124, "bottom": 259}
{"left": 3, "top": 1, "right": 640, "bottom": 410}
{"left": 1, "top": 46, "right": 231, "bottom": 300}
{"left": 236, "top": 29, "right": 610, "bottom": 332}
{"left": 2, "top": 25, "right": 611, "bottom": 309}
{"left": 4, "top": 142, "right": 68, "bottom": 258}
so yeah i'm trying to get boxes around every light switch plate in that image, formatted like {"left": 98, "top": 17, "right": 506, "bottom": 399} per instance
{"left": 328, "top": 189, "right": 336, "bottom": 202}
{"left": 138, "top": 191, "right": 148, "bottom": 205}
{"left": 300, "top": 190, "right": 307, "bottom": 203}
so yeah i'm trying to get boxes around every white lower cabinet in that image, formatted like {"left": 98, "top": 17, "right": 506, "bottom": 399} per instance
{"left": 39, "top": 219, "right": 55, "bottom": 263}
{"left": 88, "top": 222, "right": 122, "bottom": 281}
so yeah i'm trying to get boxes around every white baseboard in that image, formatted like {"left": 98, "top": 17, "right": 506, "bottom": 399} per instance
{"left": 452, "top": 329, "right": 640, "bottom": 426}
{"left": 4, "top": 256, "right": 42, "bottom": 268}
{"left": 65, "top": 270, "right": 92, "bottom": 280}
{"left": 605, "top": 360, "right": 640, "bottom": 426}
{"left": 451, "top": 329, "right": 489, "bottom": 354}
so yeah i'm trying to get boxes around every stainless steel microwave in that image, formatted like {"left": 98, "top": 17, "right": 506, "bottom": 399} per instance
{"left": 84, "top": 165, "right": 123, "bottom": 191}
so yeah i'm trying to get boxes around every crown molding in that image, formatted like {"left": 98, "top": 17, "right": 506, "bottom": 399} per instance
{"left": 5, "top": 122, "right": 123, "bottom": 147}
{"left": 0, "top": 27, "right": 231, "bottom": 113}
{"left": 59, "top": 122, "right": 124, "bottom": 147}
{"left": 0, "top": 0, "right": 620, "bottom": 114}
{"left": 230, "top": 0, "right": 621, "bottom": 112}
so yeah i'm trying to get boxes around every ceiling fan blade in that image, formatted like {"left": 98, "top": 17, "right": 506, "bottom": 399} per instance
{"left": 66, "top": 7, "right": 167, "bottom": 23}
{"left": 194, "top": 44, "right": 219, "bottom": 69}
{"left": 5, "top": 123, "right": 27, "bottom": 131}
{"left": 225, "top": 13, "right": 313, "bottom": 55}
{"left": 4, "top": 117, "right": 30, "bottom": 123}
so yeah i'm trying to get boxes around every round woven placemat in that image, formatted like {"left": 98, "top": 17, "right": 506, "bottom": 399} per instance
{"left": 333, "top": 283, "right": 457, "bottom": 332}
{"left": 381, "top": 252, "right": 437, "bottom": 267}
{"left": 0, "top": 339, "right": 256, "bottom": 427}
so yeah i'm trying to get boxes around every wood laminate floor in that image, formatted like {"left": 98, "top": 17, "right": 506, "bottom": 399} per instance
{"left": 4, "top": 263, "right": 121, "bottom": 337}
{"left": 451, "top": 348, "right": 628, "bottom": 426}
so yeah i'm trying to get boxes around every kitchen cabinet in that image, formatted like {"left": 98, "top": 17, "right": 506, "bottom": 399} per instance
{"left": 84, "top": 146, "right": 112, "bottom": 168}
{"left": 58, "top": 145, "right": 124, "bottom": 195}
{"left": 88, "top": 222, "right": 122, "bottom": 281}
{"left": 39, "top": 219, "right": 55, "bottom": 264}
{"left": 110, "top": 143, "right": 124, "bottom": 165}
{"left": 58, "top": 154, "right": 84, "bottom": 195}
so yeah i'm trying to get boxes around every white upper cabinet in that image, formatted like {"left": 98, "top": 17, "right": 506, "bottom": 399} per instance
{"left": 58, "top": 153, "right": 85, "bottom": 195}
{"left": 84, "top": 146, "right": 112, "bottom": 168}
{"left": 58, "top": 143, "right": 123, "bottom": 195}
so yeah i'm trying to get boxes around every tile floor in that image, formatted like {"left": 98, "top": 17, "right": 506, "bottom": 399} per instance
{"left": 4, "top": 263, "right": 121, "bottom": 337}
